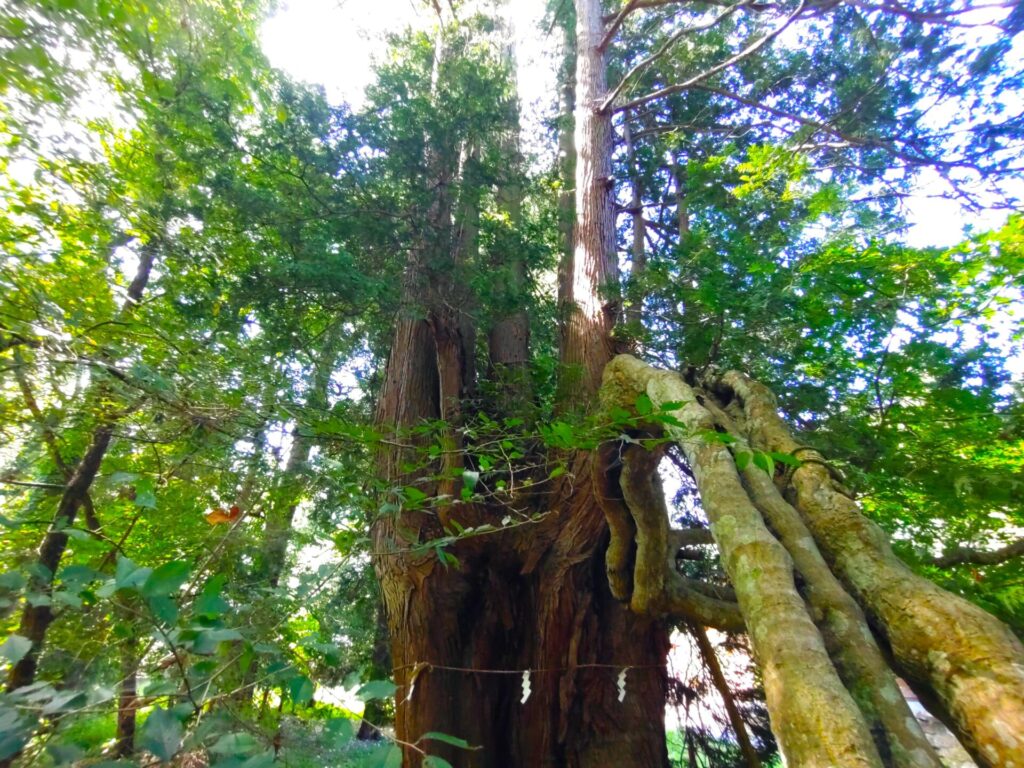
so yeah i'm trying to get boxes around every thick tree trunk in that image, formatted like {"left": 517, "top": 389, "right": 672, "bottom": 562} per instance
{"left": 374, "top": 468, "right": 671, "bottom": 766}
{"left": 604, "top": 355, "right": 884, "bottom": 767}
{"left": 716, "top": 370, "right": 1024, "bottom": 768}
{"left": 372, "top": 5, "right": 672, "bottom": 761}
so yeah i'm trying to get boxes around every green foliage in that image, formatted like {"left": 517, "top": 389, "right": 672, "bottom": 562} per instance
{"left": 0, "top": 0, "right": 1022, "bottom": 765}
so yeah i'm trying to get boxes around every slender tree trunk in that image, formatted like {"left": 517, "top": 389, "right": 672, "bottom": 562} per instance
{"left": 115, "top": 633, "right": 140, "bottom": 757}
{"left": 556, "top": 4, "right": 577, "bottom": 318}
{"left": 487, "top": 139, "right": 531, "bottom": 411}
{"left": 6, "top": 424, "right": 115, "bottom": 693}
{"left": 261, "top": 326, "right": 342, "bottom": 587}
{"left": 624, "top": 118, "right": 646, "bottom": 331}
{"left": 559, "top": 0, "right": 617, "bottom": 402}
{"left": 7, "top": 246, "right": 155, "bottom": 697}
{"left": 1, "top": 246, "right": 155, "bottom": 768}
{"left": 689, "top": 625, "right": 762, "bottom": 768}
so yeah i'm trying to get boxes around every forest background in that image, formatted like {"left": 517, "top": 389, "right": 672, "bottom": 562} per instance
{"left": 1, "top": 0, "right": 1023, "bottom": 767}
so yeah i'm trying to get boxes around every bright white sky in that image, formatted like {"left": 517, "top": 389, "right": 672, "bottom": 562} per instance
{"left": 260, "top": 0, "right": 559, "bottom": 160}
{"left": 259, "top": 0, "right": 1015, "bottom": 249}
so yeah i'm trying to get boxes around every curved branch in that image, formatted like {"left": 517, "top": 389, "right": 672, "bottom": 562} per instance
{"left": 599, "top": 441, "right": 744, "bottom": 630}
{"left": 716, "top": 368, "right": 1024, "bottom": 768}
{"left": 607, "top": 0, "right": 808, "bottom": 113}
{"left": 599, "top": 0, "right": 642, "bottom": 52}
{"left": 925, "top": 539, "right": 1024, "bottom": 568}
{"left": 603, "top": 1, "right": 752, "bottom": 110}
{"left": 593, "top": 442, "right": 636, "bottom": 601}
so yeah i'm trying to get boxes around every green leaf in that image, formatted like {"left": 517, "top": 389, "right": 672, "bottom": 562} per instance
{"left": 325, "top": 717, "right": 355, "bottom": 747}
{"left": 140, "top": 707, "right": 182, "bottom": 762}
{"left": 356, "top": 679, "right": 397, "bottom": 702}
{"left": 548, "top": 465, "right": 566, "bottom": 479}
{"left": 0, "top": 573, "right": 25, "bottom": 591}
{"left": 210, "top": 732, "right": 260, "bottom": 756}
{"left": 635, "top": 393, "right": 653, "bottom": 416}
{"left": 402, "top": 486, "right": 428, "bottom": 507}
{"left": 194, "top": 576, "right": 229, "bottom": 618}
{"left": 0, "top": 635, "right": 32, "bottom": 665}
{"left": 142, "top": 561, "right": 191, "bottom": 598}
{"left": 734, "top": 451, "right": 752, "bottom": 471}
{"left": 133, "top": 478, "right": 157, "bottom": 509}
{"left": 424, "top": 757, "right": 455, "bottom": 768}
{"left": 0, "top": 728, "right": 29, "bottom": 763}
{"left": 421, "top": 732, "right": 471, "bottom": 750}
{"left": 769, "top": 451, "right": 802, "bottom": 467}
{"left": 239, "top": 751, "right": 276, "bottom": 768}
{"left": 288, "top": 675, "right": 314, "bottom": 705}
{"left": 753, "top": 451, "right": 775, "bottom": 476}
{"left": 147, "top": 595, "right": 179, "bottom": 625}
{"left": 41, "top": 689, "right": 85, "bottom": 714}
{"left": 115, "top": 556, "right": 152, "bottom": 591}
{"left": 193, "top": 628, "right": 243, "bottom": 654}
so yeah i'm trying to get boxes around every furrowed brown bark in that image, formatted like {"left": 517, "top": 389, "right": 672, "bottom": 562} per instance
{"left": 559, "top": 0, "right": 618, "bottom": 402}
{"left": 717, "top": 369, "right": 1024, "bottom": 768}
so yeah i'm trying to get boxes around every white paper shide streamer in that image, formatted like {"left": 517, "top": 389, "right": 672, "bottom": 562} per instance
{"left": 617, "top": 668, "right": 627, "bottom": 703}
{"left": 521, "top": 670, "right": 532, "bottom": 704}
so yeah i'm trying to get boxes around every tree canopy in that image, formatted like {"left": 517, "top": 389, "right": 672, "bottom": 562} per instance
{"left": 1, "top": 1, "right": 1022, "bottom": 767}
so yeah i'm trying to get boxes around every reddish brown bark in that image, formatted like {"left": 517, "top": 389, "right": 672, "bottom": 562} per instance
{"left": 559, "top": 0, "right": 618, "bottom": 402}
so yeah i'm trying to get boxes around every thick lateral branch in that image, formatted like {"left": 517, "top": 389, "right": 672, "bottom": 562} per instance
{"left": 725, "top": 435, "right": 942, "bottom": 768}
{"left": 925, "top": 538, "right": 1024, "bottom": 568}
{"left": 717, "top": 369, "right": 1024, "bottom": 768}
{"left": 669, "top": 527, "right": 714, "bottom": 547}
{"left": 602, "top": 354, "right": 884, "bottom": 768}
